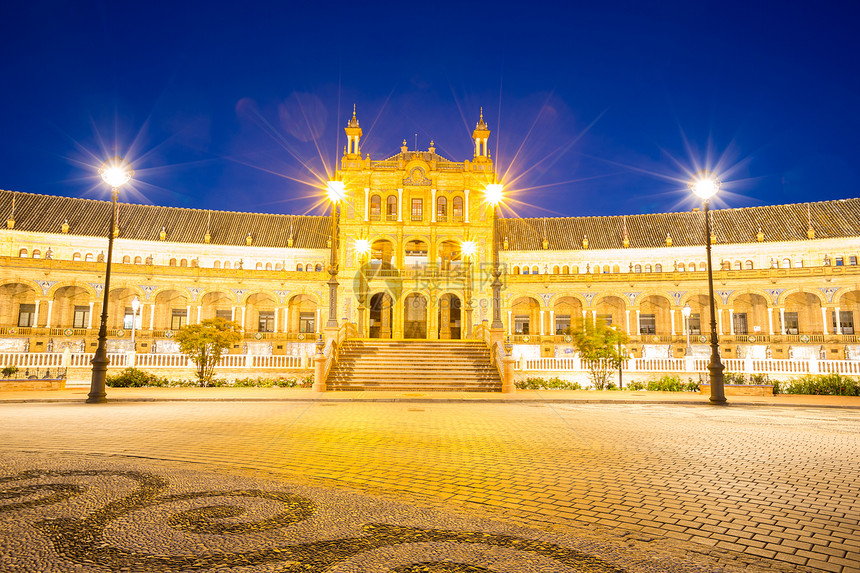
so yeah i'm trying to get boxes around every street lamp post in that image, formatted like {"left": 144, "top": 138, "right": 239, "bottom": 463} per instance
{"left": 325, "top": 181, "right": 345, "bottom": 330}
{"left": 682, "top": 302, "right": 692, "bottom": 356}
{"left": 461, "top": 240, "right": 477, "bottom": 338}
{"left": 130, "top": 296, "right": 140, "bottom": 347}
{"left": 485, "top": 183, "right": 504, "bottom": 331}
{"left": 611, "top": 324, "right": 623, "bottom": 389}
{"left": 354, "top": 238, "right": 370, "bottom": 338}
{"left": 689, "top": 171, "right": 726, "bottom": 404}
{"left": 87, "top": 157, "right": 132, "bottom": 404}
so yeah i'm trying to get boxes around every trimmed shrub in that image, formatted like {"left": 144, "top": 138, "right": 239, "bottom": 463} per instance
{"left": 515, "top": 376, "right": 582, "bottom": 390}
{"left": 774, "top": 374, "right": 860, "bottom": 396}
{"left": 640, "top": 375, "right": 699, "bottom": 392}
{"left": 106, "top": 368, "right": 170, "bottom": 388}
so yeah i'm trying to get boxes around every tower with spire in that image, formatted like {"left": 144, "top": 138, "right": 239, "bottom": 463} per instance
{"left": 472, "top": 108, "right": 490, "bottom": 161}
{"left": 344, "top": 105, "right": 362, "bottom": 157}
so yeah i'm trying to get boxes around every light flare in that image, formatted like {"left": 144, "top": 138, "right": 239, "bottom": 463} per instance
{"left": 460, "top": 240, "right": 477, "bottom": 258}
{"left": 326, "top": 180, "right": 346, "bottom": 203}
{"left": 484, "top": 183, "right": 504, "bottom": 206}
{"left": 99, "top": 158, "right": 133, "bottom": 188}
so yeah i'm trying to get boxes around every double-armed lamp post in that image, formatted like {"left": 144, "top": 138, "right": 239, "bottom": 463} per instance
{"left": 484, "top": 183, "right": 504, "bottom": 331}
{"left": 689, "top": 171, "right": 726, "bottom": 405}
{"left": 87, "top": 158, "right": 132, "bottom": 404}
{"left": 325, "top": 180, "right": 345, "bottom": 330}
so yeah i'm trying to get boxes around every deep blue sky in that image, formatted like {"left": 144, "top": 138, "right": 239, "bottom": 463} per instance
{"left": 2, "top": 1, "right": 857, "bottom": 218}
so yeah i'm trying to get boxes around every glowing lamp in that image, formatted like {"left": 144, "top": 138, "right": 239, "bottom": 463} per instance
{"left": 326, "top": 180, "right": 346, "bottom": 203}
{"left": 682, "top": 303, "right": 692, "bottom": 318}
{"left": 99, "top": 157, "right": 133, "bottom": 188}
{"left": 354, "top": 238, "right": 371, "bottom": 256}
{"left": 689, "top": 171, "right": 720, "bottom": 200}
{"left": 460, "top": 240, "right": 477, "bottom": 259}
{"left": 484, "top": 183, "right": 504, "bottom": 206}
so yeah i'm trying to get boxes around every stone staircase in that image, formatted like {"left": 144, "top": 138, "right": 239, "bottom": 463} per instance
{"left": 327, "top": 340, "right": 502, "bottom": 392}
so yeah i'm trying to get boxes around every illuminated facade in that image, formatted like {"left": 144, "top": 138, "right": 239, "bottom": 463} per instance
{"left": 2, "top": 110, "right": 860, "bottom": 368}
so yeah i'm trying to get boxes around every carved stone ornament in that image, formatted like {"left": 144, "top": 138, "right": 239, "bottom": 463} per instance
{"left": 402, "top": 166, "right": 431, "bottom": 186}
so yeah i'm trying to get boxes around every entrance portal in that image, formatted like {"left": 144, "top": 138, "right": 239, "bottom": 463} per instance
{"left": 369, "top": 293, "right": 393, "bottom": 339}
{"left": 404, "top": 293, "right": 428, "bottom": 339}
{"left": 438, "top": 293, "right": 462, "bottom": 339}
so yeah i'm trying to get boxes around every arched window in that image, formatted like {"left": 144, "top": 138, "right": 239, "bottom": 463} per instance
{"left": 31, "top": 249, "right": 41, "bottom": 259}
{"left": 734, "top": 261, "right": 742, "bottom": 270}
{"left": 688, "top": 261, "right": 696, "bottom": 271}
{"left": 73, "top": 252, "right": 81, "bottom": 261}
{"left": 745, "top": 260, "right": 753, "bottom": 270}
{"left": 386, "top": 195, "right": 397, "bottom": 221}
{"left": 436, "top": 196, "right": 448, "bottom": 222}
{"left": 532, "top": 265, "right": 539, "bottom": 274}
{"left": 850, "top": 255, "right": 858, "bottom": 265}
{"left": 522, "top": 266, "right": 529, "bottom": 275}
{"left": 265, "top": 263, "right": 272, "bottom": 270}
{"left": 275, "top": 263, "right": 283, "bottom": 270}
{"left": 512, "top": 265, "right": 520, "bottom": 275}
{"left": 134, "top": 256, "right": 142, "bottom": 264}
{"left": 655, "top": 263, "right": 662, "bottom": 272}
{"left": 699, "top": 262, "right": 706, "bottom": 271}
{"left": 122, "top": 255, "right": 130, "bottom": 263}
{"left": 644, "top": 264, "right": 652, "bottom": 273}
{"left": 306, "top": 264, "right": 313, "bottom": 271}
{"left": 602, "top": 265, "right": 609, "bottom": 273}
{"left": 612, "top": 265, "right": 620, "bottom": 273}
{"left": 213, "top": 260, "right": 221, "bottom": 269}
{"left": 180, "top": 259, "right": 188, "bottom": 267}
{"left": 783, "top": 258, "right": 792, "bottom": 268}
{"left": 562, "top": 265, "right": 570, "bottom": 274}
{"left": 224, "top": 261, "right": 232, "bottom": 269}
{"left": 571, "top": 265, "right": 579, "bottom": 274}
{"left": 191, "top": 259, "right": 198, "bottom": 268}
{"left": 18, "top": 248, "right": 28, "bottom": 258}
{"left": 97, "top": 253, "right": 105, "bottom": 262}
{"left": 255, "top": 262, "right": 263, "bottom": 270}
{"left": 452, "top": 196, "right": 464, "bottom": 221}
{"left": 553, "top": 265, "right": 560, "bottom": 274}
{"left": 315, "top": 264, "right": 323, "bottom": 272}
{"left": 634, "top": 264, "right": 642, "bottom": 273}
{"left": 296, "top": 263, "right": 303, "bottom": 271}
{"left": 678, "top": 263, "right": 686, "bottom": 271}
{"left": 593, "top": 265, "right": 600, "bottom": 274}
{"left": 370, "top": 195, "right": 381, "bottom": 221}
{"left": 85, "top": 253, "right": 94, "bottom": 262}
{"left": 169, "top": 258, "right": 177, "bottom": 267}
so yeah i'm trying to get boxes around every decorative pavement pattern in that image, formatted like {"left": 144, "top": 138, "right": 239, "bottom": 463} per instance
{"left": 1, "top": 400, "right": 858, "bottom": 572}
{"left": 0, "top": 453, "right": 733, "bottom": 573}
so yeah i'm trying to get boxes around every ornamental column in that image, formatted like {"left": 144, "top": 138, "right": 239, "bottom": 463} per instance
{"left": 670, "top": 308, "right": 676, "bottom": 335}
{"left": 821, "top": 307, "right": 828, "bottom": 335}
{"left": 729, "top": 309, "right": 735, "bottom": 335}
{"left": 779, "top": 308, "right": 786, "bottom": 335}
{"left": 768, "top": 307, "right": 774, "bottom": 335}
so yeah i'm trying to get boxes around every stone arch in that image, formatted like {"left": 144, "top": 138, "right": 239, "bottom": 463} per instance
{"left": 106, "top": 286, "right": 144, "bottom": 330}
{"left": 200, "top": 290, "right": 235, "bottom": 322}
{"left": 153, "top": 289, "right": 190, "bottom": 330}
{"left": 245, "top": 292, "right": 277, "bottom": 331}
{"left": 52, "top": 285, "right": 94, "bottom": 329}
{"left": 369, "top": 237, "right": 396, "bottom": 269}
{"left": 594, "top": 295, "right": 627, "bottom": 331}
{"left": 637, "top": 294, "right": 672, "bottom": 335}
{"left": 0, "top": 282, "right": 40, "bottom": 326}
{"left": 286, "top": 294, "right": 318, "bottom": 334}
{"left": 437, "top": 292, "right": 463, "bottom": 339}
{"left": 553, "top": 296, "right": 584, "bottom": 334}
{"left": 730, "top": 292, "right": 770, "bottom": 335}
{"left": 835, "top": 289, "right": 860, "bottom": 334}
{"left": 403, "top": 291, "right": 429, "bottom": 339}
{"left": 783, "top": 291, "right": 824, "bottom": 334}
{"left": 510, "top": 296, "right": 541, "bottom": 335}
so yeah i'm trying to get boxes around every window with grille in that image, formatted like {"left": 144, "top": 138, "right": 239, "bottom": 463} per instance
{"left": 411, "top": 198, "right": 423, "bottom": 221}
{"left": 74, "top": 306, "right": 90, "bottom": 329}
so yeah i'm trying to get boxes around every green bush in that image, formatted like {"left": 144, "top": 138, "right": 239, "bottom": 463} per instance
{"left": 624, "top": 380, "right": 646, "bottom": 391}
{"left": 515, "top": 376, "right": 582, "bottom": 390}
{"left": 640, "top": 375, "right": 699, "bottom": 392}
{"left": 723, "top": 372, "right": 772, "bottom": 386}
{"left": 106, "top": 370, "right": 315, "bottom": 388}
{"left": 106, "top": 368, "right": 170, "bottom": 388}
{"left": 774, "top": 374, "right": 860, "bottom": 396}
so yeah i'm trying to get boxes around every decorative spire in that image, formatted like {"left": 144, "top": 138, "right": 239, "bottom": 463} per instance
{"left": 806, "top": 204, "right": 815, "bottom": 239}
{"left": 541, "top": 218, "right": 548, "bottom": 249}
{"left": 61, "top": 219, "right": 69, "bottom": 234}
{"left": 347, "top": 104, "right": 360, "bottom": 127}
{"left": 204, "top": 210, "right": 211, "bottom": 243}
{"left": 665, "top": 232, "right": 672, "bottom": 247}
{"left": 582, "top": 235, "right": 589, "bottom": 249}
{"left": 246, "top": 232, "right": 253, "bottom": 246}
{"left": 287, "top": 215, "right": 294, "bottom": 247}
{"left": 476, "top": 107, "right": 487, "bottom": 130}
{"left": 159, "top": 226, "right": 166, "bottom": 241}
{"left": 756, "top": 226, "right": 764, "bottom": 242}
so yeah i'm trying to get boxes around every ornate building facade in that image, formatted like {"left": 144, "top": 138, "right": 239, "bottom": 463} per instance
{"left": 1, "top": 111, "right": 859, "bottom": 369}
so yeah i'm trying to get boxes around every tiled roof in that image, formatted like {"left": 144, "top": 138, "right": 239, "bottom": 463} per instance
{"left": 497, "top": 198, "right": 860, "bottom": 250}
{"left": 0, "top": 190, "right": 331, "bottom": 249}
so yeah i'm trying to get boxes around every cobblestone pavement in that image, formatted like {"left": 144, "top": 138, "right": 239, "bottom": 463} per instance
{"left": 1, "top": 401, "right": 858, "bottom": 572}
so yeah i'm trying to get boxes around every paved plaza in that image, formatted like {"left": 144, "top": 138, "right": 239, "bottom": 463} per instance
{"left": 0, "top": 397, "right": 858, "bottom": 572}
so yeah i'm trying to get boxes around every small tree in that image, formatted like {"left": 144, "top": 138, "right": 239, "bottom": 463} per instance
{"left": 569, "top": 320, "right": 628, "bottom": 390}
{"left": 175, "top": 318, "right": 242, "bottom": 386}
